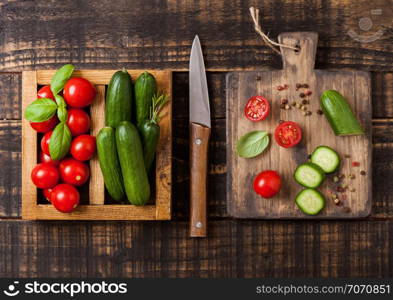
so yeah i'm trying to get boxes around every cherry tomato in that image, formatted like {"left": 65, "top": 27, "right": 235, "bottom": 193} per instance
{"left": 43, "top": 188, "right": 53, "bottom": 202}
{"left": 31, "top": 163, "right": 59, "bottom": 189}
{"left": 244, "top": 96, "right": 270, "bottom": 122}
{"left": 274, "top": 121, "right": 302, "bottom": 148}
{"left": 51, "top": 184, "right": 80, "bottom": 213}
{"left": 59, "top": 158, "right": 90, "bottom": 186}
{"left": 37, "top": 85, "right": 55, "bottom": 100}
{"left": 70, "top": 135, "right": 96, "bottom": 161}
{"left": 30, "top": 115, "right": 58, "bottom": 133}
{"left": 63, "top": 77, "right": 96, "bottom": 108}
{"left": 66, "top": 108, "right": 91, "bottom": 136}
{"left": 41, "top": 131, "right": 53, "bottom": 155}
{"left": 39, "top": 151, "right": 59, "bottom": 167}
{"left": 253, "top": 170, "right": 281, "bottom": 198}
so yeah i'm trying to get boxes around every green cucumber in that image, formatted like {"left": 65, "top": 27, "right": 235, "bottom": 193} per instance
{"left": 310, "top": 146, "right": 340, "bottom": 173}
{"left": 96, "top": 127, "right": 125, "bottom": 201}
{"left": 295, "top": 188, "right": 325, "bottom": 215}
{"left": 116, "top": 121, "right": 150, "bottom": 205}
{"left": 134, "top": 71, "right": 157, "bottom": 127}
{"left": 140, "top": 119, "right": 160, "bottom": 172}
{"left": 320, "top": 90, "right": 364, "bottom": 136}
{"left": 105, "top": 70, "right": 133, "bottom": 128}
{"left": 294, "top": 162, "right": 325, "bottom": 188}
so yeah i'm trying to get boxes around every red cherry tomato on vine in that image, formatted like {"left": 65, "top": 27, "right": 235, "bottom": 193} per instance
{"left": 274, "top": 121, "right": 302, "bottom": 148}
{"left": 244, "top": 96, "right": 270, "bottom": 122}
{"left": 43, "top": 188, "right": 53, "bottom": 202}
{"left": 66, "top": 108, "right": 91, "bottom": 136}
{"left": 31, "top": 163, "right": 59, "bottom": 189}
{"left": 70, "top": 135, "right": 96, "bottom": 161}
{"left": 39, "top": 151, "right": 59, "bottom": 167}
{"left": 51, "top": 184, "right": 80, "bottom": 213}
{"left": 41, "top": 131, "right": 53, "bottom": 155}
{"left": 30, "top": 115, "right": 59, "bottom": 133}
{"left": 37, "top": 85, "right": 55, "bottom": 100}
{"left": 59, "top": 158, "right": 90, "bottom": 186}
{"left": 253, "top": 170, "right": 281, "bottom": 198}
{"left": 63, "top": 78, "right": 96, "bottom": 108}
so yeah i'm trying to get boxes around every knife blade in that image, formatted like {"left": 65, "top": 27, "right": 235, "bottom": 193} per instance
{"left": 189, "top": 35, "right": 211, "bottom": 237}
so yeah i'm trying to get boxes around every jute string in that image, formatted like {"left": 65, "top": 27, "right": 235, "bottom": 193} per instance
{"left": 249, "top": 6, "right": 300, "bottom": 55}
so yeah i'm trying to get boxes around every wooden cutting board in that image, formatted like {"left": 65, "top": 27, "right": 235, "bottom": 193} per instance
{"left": 226, "top": 32, "right": 372, "bottom": 219}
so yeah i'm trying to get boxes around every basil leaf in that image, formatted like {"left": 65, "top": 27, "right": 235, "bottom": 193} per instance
{"left": 24, "top": 98, "right": 58, "bottom": 122}
{"left": 50, "top": 64, "right": 75, "bottom": 95}
{"left": 55, "top": 95, "right": 68, "bottom": 122}
{"left": 49, "top": 122, "right": 72, "bottom": 160}
{"left": 236, "top": 131, "right": 270, "bottom": 158}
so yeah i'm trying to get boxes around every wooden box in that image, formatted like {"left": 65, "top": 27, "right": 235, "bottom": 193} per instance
{"left": 21, "top": 70, "right": 172, "bottom": 220}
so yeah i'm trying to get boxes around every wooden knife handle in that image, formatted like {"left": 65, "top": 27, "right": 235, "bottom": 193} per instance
{"left": 190, "top": 122, "right": 210, "bottom": 237}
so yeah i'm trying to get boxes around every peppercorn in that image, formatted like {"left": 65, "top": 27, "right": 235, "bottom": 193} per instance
{"left": 295, "top": 103, "right": 301, "bottom": 109}
{"left": 360, "top": 170, "right": 366, "bottom": 175}
{"left": 334, "top": 198, "right": 340, "bottom": 205}
{"left": 333, "top": 176, "right": 339, "bottom": 183}
{"left": 292, "top": 101, "right": 297, "bottom": 106}
{"left": 303, "top": 111, "right": 307, "bottom": 116}
{"left": 296, "top": 83, "right": 302, "bottom": 89}
{"left": 285, "top": 104, "right": 290, "bottom": 110}
{"left": 302, "top": 106, "right": 307, "bottom": 111}
{"left": 299, "top": 92, "right": 306, "bottom": 98}
{"left": 302, "top": 99, "right": 308, "bottom": 105}
{"left": 277, "top": 85, "right": 284, "bottom": 91}
{"left": 305, "top": 90, "right": 312, "bottom": 96}
{"left": 352, "top": 161, "right": 360, "bottom": 167}
{"left": 316, "top": 109, "right": 323, "bottom": 115}
{"left": 280, "top": 103, "right": 286, "bottom": 109}
{"left": 281, "top": 98, "right": 288, "bottom": 104}
{"left": 302, "top": 84, "right": 309, "bottom": 88}
{"left": 307, "top": 111, "right": 312, "bottom": 116}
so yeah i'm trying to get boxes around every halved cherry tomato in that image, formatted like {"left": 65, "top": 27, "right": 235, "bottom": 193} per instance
{"left": 30, "top": 115, "right": 59, "bottom": 133}
{"left": 41, "top": 131, "right": 53, "bottom": 155}
{"left": 51, "top": 184, "right": 80, "bottom": 213}
{"left": 274, "top": 121, "right": 302, "bottom": 148}
{"left": 63, "top": 77, "right": 96, "bottom": 108}
{"left": 43, "top": 188, "right": 53, "bottom": 202}
{"left": 66, "top": 108, "right": 91, "bottom": 136}
{"left": 59, "top": 158, "right": 90, "bottom": 186}
{"left": 31, "top": 163, "right": 59, "bottom": 189}
{"left": 70, "top": 135, "right": 96, "bottom": 161}
{"left": 37, "top": 85, "right": 55, "bottom": 100}
{"left": 39, "top": 151, "right": 59, "bottom": 167}
{"left": 244, "top": 96, "right": 270, "bottom": 122}
{"left": 253, "top": 170, "right": 281, "bottom": 198}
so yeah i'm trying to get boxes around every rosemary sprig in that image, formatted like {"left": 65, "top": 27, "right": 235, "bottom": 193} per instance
{"left": 150, "top": 92, "right": 169, "bottom": 124}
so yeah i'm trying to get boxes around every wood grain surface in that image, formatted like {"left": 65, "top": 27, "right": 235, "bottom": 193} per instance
{"left": 0, "top": 0, "right": 393, "bottom": 278}
{"left": 227, "top": 32, "right": 372, "bottom": 218}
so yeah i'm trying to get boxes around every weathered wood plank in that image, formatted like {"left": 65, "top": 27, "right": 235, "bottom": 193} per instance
{"left": 0, "top": 220, "right": 392, "bottom": 278}
{"left": 0, "top": 1, "right": 392, "bottom": 71}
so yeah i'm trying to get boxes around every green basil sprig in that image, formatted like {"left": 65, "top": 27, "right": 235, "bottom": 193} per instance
{"left": 24, "top": 98, "right": 58, "bottom": 122}
{"left": 55, "top": 95, "right": 68, "bottom": 122}
{"left": 236, "top": 130, "right": 270, "bottom": 158}
{"left": 49, "top": 122, "right": 72, "bottom": 160}
{"left": 50, "top": 64, "right": 75, "bottom": 95}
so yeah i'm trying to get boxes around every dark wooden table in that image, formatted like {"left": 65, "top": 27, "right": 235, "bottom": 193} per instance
{"left": 1, "top": 0, "right": 393, "bottom": 278}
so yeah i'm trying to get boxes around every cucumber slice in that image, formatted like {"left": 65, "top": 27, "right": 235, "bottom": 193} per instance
{"left": 294, "top": 162, "right": 325, "bottom": 188}
{"left": 320, "top": 90, "right": 364, "bottom": 136}
{"left": 310, "top": 146, "right": 340, "bottom": 173}
{"left": 295, "top": 188, "right": 325, "bottom": 215}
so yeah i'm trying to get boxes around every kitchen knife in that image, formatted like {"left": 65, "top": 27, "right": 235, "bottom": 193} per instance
{"left": 189, "top": 35, "right": 211, "bottom": 237}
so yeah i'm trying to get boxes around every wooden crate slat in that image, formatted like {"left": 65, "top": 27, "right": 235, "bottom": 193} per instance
{"left": 155, "top": 71, "right": 172, "bottom": 220}
{"left": 21, "top": 71, "right": 38, "bottom": 220}
{"left": 89, "top": 85, "right": 106, "bottom": 205}
{"left": 24, "top": 204, "right": 156, "bottom": 220}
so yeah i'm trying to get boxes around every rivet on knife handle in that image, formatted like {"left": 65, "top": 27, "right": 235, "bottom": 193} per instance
{"left": 190, "top": 123, "right": 210, "bottom": 237}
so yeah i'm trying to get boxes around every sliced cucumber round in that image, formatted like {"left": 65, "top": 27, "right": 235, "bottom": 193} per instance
{"left": 294, "top": 162, "right": 325, "bottom": 188}
{"left": 310, "top": 146, "right": 340, "bottom": 173}
{"left": 295, "top": 188, "right": 325, "bottom": 215}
